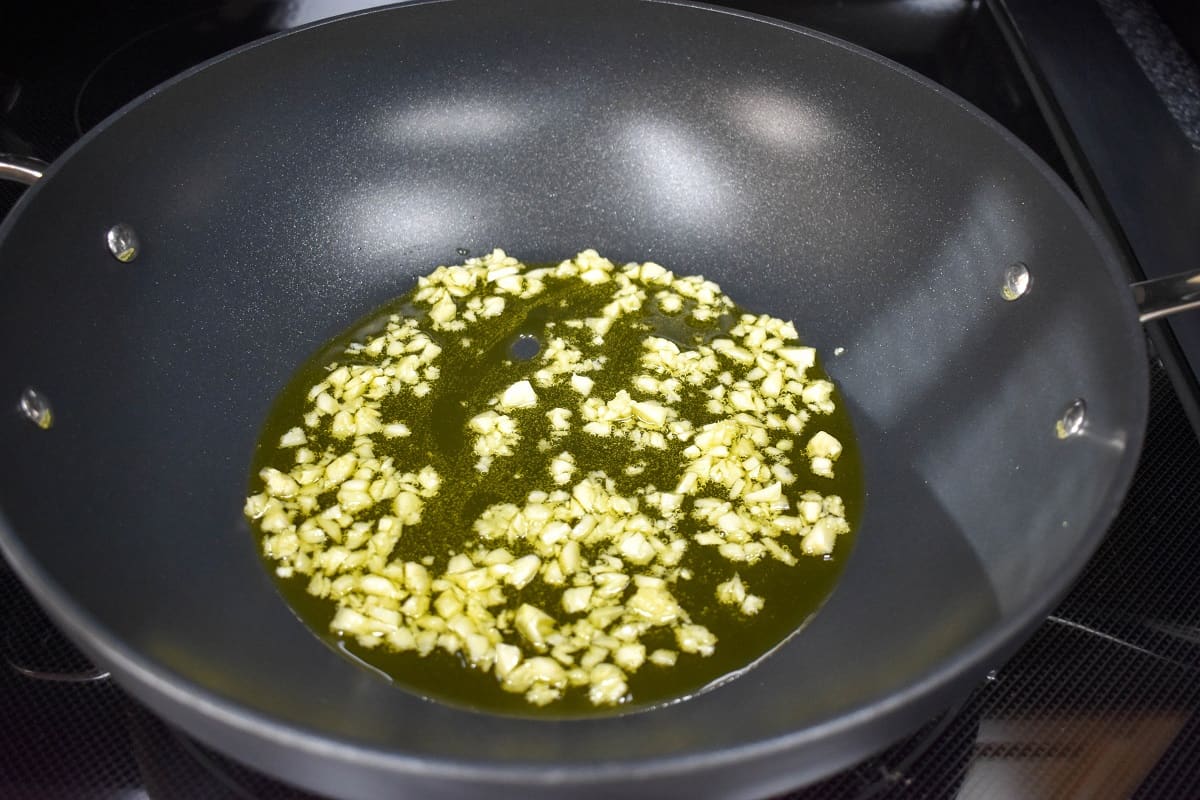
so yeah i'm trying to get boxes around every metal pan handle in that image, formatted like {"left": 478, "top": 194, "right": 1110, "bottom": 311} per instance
{"left": 0, "top": 154, "right": 46, "bottom": 186}
{"left": 3, "top": 623, "right": 110, "bottom": 684}
{"left": 1133, "top": 271, "right": 1200, "bottom": 323}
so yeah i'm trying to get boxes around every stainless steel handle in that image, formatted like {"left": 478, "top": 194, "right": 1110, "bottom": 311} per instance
{"left": 1132, "top": 270, "right": 1200, "bottom": 323}
{"left": 0, "top": 154, "right": 47, "bottom": 186}
{"left": 7, "top": 657, "right": 111, "bottom": 684}
{"left": 3, "top": 628, "right": 110, "bottom": 684}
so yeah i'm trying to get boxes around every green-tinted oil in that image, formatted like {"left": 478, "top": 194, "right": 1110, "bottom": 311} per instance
{"left": 249, "top": 266, "right": 864, "bottom": 718}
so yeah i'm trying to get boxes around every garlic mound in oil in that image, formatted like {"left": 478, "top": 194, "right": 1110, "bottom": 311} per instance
{"left": 245, "top": 249, "right": 862, "bottom": 714}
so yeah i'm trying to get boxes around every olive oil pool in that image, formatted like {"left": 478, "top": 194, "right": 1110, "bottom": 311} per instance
{"left": 244, "top": 249, "right": 863, "bottom": 716}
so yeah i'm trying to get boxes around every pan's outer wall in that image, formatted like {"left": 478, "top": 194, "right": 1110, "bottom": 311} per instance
{"left": 0, "top": 1, "right": 1147, "bottom": 797}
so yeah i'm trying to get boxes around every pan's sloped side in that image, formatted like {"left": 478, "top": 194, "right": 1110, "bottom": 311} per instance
{"left": 0, "top": 0, "right": 1146, "bottom": 797}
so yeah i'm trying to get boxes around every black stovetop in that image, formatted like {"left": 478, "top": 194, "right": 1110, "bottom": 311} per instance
{"left": 3, "top": 1, "right": 1200, "bottom": 798}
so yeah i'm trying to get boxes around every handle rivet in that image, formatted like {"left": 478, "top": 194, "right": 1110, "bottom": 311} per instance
{"left": 1056, "top": 398, "right": 1086, "bottom": 439}
{"left": 106, "top": 223, "right": 140, "bottom": 263}
{"left": 18, "top": 387, "right": 53, "bottom": 430}
{"left": 1002, "top": 262, "right": 1031, "bottom": 301}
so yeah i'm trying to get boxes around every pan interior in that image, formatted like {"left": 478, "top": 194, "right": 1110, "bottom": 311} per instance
{"left": 0, "top": 0, "right": 1145, "bottom": 777}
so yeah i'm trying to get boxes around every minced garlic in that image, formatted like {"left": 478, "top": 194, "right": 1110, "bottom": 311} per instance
{"left": 245, "top": 249, "right": 854, "bottom": 710}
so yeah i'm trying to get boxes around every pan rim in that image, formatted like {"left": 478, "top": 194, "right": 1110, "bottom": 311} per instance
{"left": 0, "top": 0, "right": 1150, "bottom": 790}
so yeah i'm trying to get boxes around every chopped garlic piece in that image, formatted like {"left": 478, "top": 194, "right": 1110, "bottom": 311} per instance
{"left": 279, "top": 427, "right": 307, "bottom": 448}
{"left": 806, "top": 431, "right": 843, "bottom": 461}
{"left": 618, "top": 532, "right": 656, "bottom": 565}
{"left": 260, "top": 468, "right": 299, "bottom": 498}
{"left": 383, "top": 423, "right": 411, "bottom": 438}
{"left": 810, "top": 456, "right": 834, "bottom": 478}
{"left": 515, "top": 604, "right": 556, "bottom": 648}
{"left": 562, "top": 586, "right": 594, "bottom": 614}
{"left": 499, "top": 379, "right": 538, "bottom": 410}
{"left": 649, "top": 649, "right": 678, "bottom": 667}
{"left": 741, "top": 594, "right": 764, "bottom": 616}
{"left": 801, "top": 380, "right": 835, "bottom": 414}
{"left": 716, "top": 573, "right": 747, "bottom": 606}
{"left": 587, "top": 663, "right": 628, "bottom": 705}
{"left": 744, "top": 481, "right": 782, "bottom": 504}
{"left": 676, "top": 624, "right": 717, "bottom": 656}
{"left": 631, "top": 400, "right": 668, "bottom": 429}
{"left": 570, "top": 373, "right": 594, "bottom": 396}
{"left": 509, "top": 554, "right": 541, "bottom": 589}
{"left": 550, "top": 452, "right": 577, "bottom": 486}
